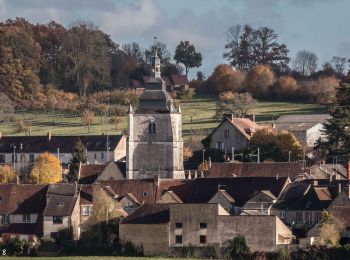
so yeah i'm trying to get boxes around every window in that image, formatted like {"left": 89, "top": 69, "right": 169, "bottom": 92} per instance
{"left": 82, "top": 206, "right": 91, "bottom": 216}
{"left": 175, "top": 223, "right": 182, "bottom": 229}
{"left": 175, "top": 235, "right": 182, "bottom": 244}
{"left": 216, "top": 142, "right": 224, "bottom": 151}
{"left": 296, "top": 212, "right": 303, "bottom": 224}
{"left": 53, "top": 216, "right": 63, "bottom": 224}
{"left": 1, "top": 214, "right": 9, "bottom": 224}
{"left": 279, "top": 210, "right": 286, "bottom": 219}
{"left": 22, "top": 214, "right": 30, "bottom": 223}
{"left": 200, "top": 235, "right": 207, "bottom": 244}
{"left": 200, "top": 223, "right": 207, "bottom": 229}
{"left": 314, "top": 212, "right": 321, "bottom": 223}
{"left": 142, "top": 192, "right": 148, "bottom": 197}
{"left": 305, "top": 212, "right": 312, "bottom": 224}
{"left": 101, "top": 153, "right": 104, "bottom": 160}
{"left": 0, "top": 154, "right": 5, "bottom": 163}
{"left": 148, "top": 122, "right": 156, "bottom": 135}
{"left": 224, "top": 130, "right": 230, "bottom": 138}
{"left": 29, "top": 154, "right": 34, "bottom": 163}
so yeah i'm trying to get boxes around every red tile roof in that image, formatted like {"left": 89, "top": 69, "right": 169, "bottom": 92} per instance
{"left": 209, "top": 161, "right": 304, "bottom": 179}
{"left": 122, "top": 204, "right": 170, "bottom": 224}
{"left": 78, "top": 164, "right": 106, "bottom": 184}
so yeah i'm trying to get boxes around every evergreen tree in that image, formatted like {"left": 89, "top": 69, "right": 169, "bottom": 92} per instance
{"left": 68, "top": 139, "right": 87, "bottom": 181}
{"left": 316, "top": 83, "right": 350, "bottom": 160}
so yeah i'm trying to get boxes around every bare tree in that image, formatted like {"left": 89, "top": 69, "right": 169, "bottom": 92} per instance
{"left": 292, "top": 50, "right": 318, "bottom": 76}
{"left": 332, "top": 56, "right": 348, "bottom": 78}
{"left": 216, "top": 92, "right": 256, "bottom": 119}
{"left": 82, "top": 110, "right": 95, "bottom": 133}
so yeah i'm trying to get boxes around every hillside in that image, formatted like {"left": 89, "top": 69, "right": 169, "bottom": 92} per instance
{"left": 0, "top": 96, "right": 327, "bottom": 142}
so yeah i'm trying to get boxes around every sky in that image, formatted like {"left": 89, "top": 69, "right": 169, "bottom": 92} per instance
{"left": 0, "top": 0, "right": 349, "bottom": 79}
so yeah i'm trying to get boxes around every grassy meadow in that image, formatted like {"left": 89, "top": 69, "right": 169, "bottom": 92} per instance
{"left": 0, "top": 95, "right": 327, "bottom": 142}
{"left": 1, "top": 257, "right": 202, "bottom": 260}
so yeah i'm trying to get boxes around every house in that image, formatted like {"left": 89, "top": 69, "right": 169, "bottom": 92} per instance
{"left": 308, "top": 162, "right": 349, "bottom": 180}
{"left": 78, "top": 161, "right": 126, "bottom": 184}
{"left": 131, "top": 75, "right": 189, "bottom": 92}
{"left": 275, "top": 114, "right": 330, "bottom": 147}
{"left": 0, "top": 184, "right": 47, "bottom": 240}
{"left": 241, "top": 190, "right": 277, "bottom": 216}
{"left": 43, "top": 183, "right": 80, "bottom": 239}
{"left": 120, "top": 203, "right": 293, "bottom": 256}
{"left": 208, "top": 161, "right": 305, "bottom": 180}
{"left": 272, "top": 181, "right": 338, "bottom": 236}
{"left": 203, "top": 114, "right": 266, "bottom": 152}
{"left": 0, "top": 134, "right": 126, "bottom": 171}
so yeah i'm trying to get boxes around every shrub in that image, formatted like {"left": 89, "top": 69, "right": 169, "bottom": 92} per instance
{"left": 179, "top": 88, "right": 195, "bottom": 100}
{"left": 200, "top": 244, "right": 217, "bottom": 258}
{"left": 180, "top": 244, "right": 195, "bottom": 258}
{"left": 0, "top": 236, "right": 36, "bottom": 256}
{"left": 224, "top": 235, "right": 251, "bottom": 260}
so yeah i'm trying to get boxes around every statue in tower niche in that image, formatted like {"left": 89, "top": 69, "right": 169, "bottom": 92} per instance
{"left": 126, "top": 50, "right": 184, "bottom": 179}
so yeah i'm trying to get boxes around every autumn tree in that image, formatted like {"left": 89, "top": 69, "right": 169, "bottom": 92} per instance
{"left": 208, "top": 64, "right": 244, "bottom": 93}
{"left": 82, "top": 110, "right": 95, "bottom": 133}
{"left": 68, "top": 139, "right": 87, "bottom": 181}
{"left": 30, "top": 152, "right": 62, "bottom": 184}
{"left": 318, "top": 211, "right": 343, "bottom": 246}
{"left": 0, "top": 93, "right": 14, "bottom": 113}
{"left": 216, "top": 92, "right": 256, "bottom": 119}
{"left": 109, "top": 116, "right": 122, "bottom": 132}
{"left": 292, "top": 50, "right": 318, "bottom": 76}
{"left": 249, "top": 129, "right": 302, "bottom": 162}
{"left": 224, "top": 24, "right": 290, "bottom": 72}
{"left": 0, "top": 165, "right": 17, "bottom": 183}
{"left": 174, "top": 41, "right": 202, "bottom": 76}
{"left": 183, "top": 146, "right": 193, "bottom": 161}
{"left": 245, "top": 65, "right": 274, "bottom": 98}
{"left": 270, "top": 76, "right": 297, "bottom": 100}
{"left": 60, "top": 22, "right": 116, "bottom": 96}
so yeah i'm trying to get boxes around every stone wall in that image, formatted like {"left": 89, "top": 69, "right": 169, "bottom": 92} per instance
{"left": 119, "top": 223, "right": 170, "bottom": 256}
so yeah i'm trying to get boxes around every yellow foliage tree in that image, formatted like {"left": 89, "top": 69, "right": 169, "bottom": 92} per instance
{"left": 209, "top": 64, "right": 245, "bottom": 93}
{"left": 30, "top": 152, "right": 62, "bottom": 184}
{"left": 183, "top": 146, "right": 193, "bottom": 161}
{"left": 198, "top": 160, "right": 209, "bottom": 172}
{"left": 0, "top": 165, "right": 17, "bottom": 183}
{"left": 246, "top": 64, "right": 274, "bottom": 98}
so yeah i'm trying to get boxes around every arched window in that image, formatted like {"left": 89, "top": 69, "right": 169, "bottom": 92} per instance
{"left": 149, "top": 122, "right": 156, "bottom": 135}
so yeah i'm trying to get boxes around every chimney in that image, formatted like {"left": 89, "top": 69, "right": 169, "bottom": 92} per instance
{"left": 313, "top": 180, "right": 318, "bottom": 186}
{"left": 223, "top": 113, "right": 234, "bottom": 122}
{"left": 47, "top": 131, "right": 52, "bottom": 141}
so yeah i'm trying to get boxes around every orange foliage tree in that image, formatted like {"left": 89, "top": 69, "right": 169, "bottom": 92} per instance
{"left": 209, "top": 64, "right": 245, "bottom": 93}
{"left": 270, "top": 76, "right": 298, "bottom": 100}
{"left": 245, "top": 65, "right": 274, "bottom": 98}
{"left": 183, "top": 146, "right": 193, "bottom": 161}
{"left": 0, "top": 165, "right": 17, "bottom": 183}
{"left": 30, "top": 152, "right": 62, "bottom": 184}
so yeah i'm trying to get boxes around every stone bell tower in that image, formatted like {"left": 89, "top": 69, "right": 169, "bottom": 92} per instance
{"left": 126, "top": 49, "right": 184, "bottom": 179}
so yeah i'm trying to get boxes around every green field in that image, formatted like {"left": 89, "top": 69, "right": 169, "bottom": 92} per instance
{"left": 0, "top": 95, "right": 327, "bottom": 141}
{"left": 1, "top": 257, "right": 200, "bottom": 260}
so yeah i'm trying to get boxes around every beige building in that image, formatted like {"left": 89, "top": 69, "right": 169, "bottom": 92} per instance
{"left": 120, "top": 203, "right": 293, "bottom": 256}
{"left": 127, "top": 52, "right": 184, "bottom": 179}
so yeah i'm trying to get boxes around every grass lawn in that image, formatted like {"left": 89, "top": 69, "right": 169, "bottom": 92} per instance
{"left": 0, "top": 95, "right": 327, "bottom": 142}
{"left": 0, "top": 257, "right": 201, "bottom": 260}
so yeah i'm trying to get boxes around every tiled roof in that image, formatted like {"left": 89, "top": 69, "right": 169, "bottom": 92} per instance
{"left": 80, "top": 184, "right": 93, "bottom": 205}
{"left": 209, "top": 162, "right": 304, "bottom": 179}
{"left": 131, "top": 75, "right": 189, "bottom": 89}
{"left": 78, "top": 164, "right": 106, "bottom": 184}
{"left": 276, "top": 114, "right": 331, "bottom": 123}
{"left": 169, "top": 74, "right": 189, "bottom": 85}
{"left": 158, "top": 177, "right": 288, "bottom": 207}
{"left": 43, "top": 183, "right": 78, "bottom": 216}
{"left": 275, "top": 122, "right": 320, "bottom": 132}
{"left": 122, "top": 204, "right": 170, "bottom": 224}
{"left": 0, "top": 135, "right": 123, "bottom": 154}
{"left": 0, "top": 184, "right": 47, "bottom": 214}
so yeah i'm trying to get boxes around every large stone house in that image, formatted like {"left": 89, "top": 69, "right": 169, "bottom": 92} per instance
{"left": 203, "top": 114, "right": 266, "bottom": 153}
{"left": 127, "top": 51, "right": 184, "bottom": 179}
{"left": 275, "top": 114, "right": 330, "bottom": 147}
{"left": 0, "top": 135, "right": 126, "bottom": 171}
{"left": 120, "top": 203, "right": 293, "bottom": 256}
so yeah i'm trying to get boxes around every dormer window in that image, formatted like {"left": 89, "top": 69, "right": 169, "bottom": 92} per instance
{"left": 149, "top": 122, "right": 156, "bottom": 135}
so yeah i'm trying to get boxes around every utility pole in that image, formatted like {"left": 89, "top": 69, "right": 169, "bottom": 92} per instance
{"left": 202, "top": 149, "right": 205, "bottom": 164}
{"left": 106, "top": 97, "right": 110, "bottom": 162}
{"left": 13, "top": 145, "right": 16, "bottom": 171}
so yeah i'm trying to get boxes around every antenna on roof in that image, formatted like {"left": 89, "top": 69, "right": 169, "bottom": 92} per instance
{"left": 249, "top": 147, "right": 260, "bottom": 163}
{"left": 231, "top": 147, "right": 243, "bottom": 162}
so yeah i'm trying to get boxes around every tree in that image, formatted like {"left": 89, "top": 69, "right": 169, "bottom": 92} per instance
{"left": 318, "top": 211, "right": 343, "bottom": 246}
{"left": 30, "top": 152, "right": 62, "bottom": 184}
{"left": 0, "top": 165, "right": 17, "bottom": 183}
{"left": 109, "top": 116, "right": 122, "bottom": 132}
{"left": 144, "top": 41, "right": 171, "bottom": 66}
{"left": 215, "top": 92, "right": 256, "bottom": 119}
{"left": 60, "top": 22, "right": 115, "bottom": 96}
{"left": 224, "top": 24, "right": 290, "bottom": 72}
{"left": 332, "top": 56, "right": 348, "bottom": 78}
{"left": 0, "top": 93, "right": 14, "bottom": 113}
{"left": 270, "top": 75, "right": 297, "bottom": 100}
{"left": 225, "top": 235, "right": 250, "bottom": 260}
{"left": 208, "top": 64, "right": 245, "bottom": 93}
{"left": 316, "top": 83, "right": 350, "bottom": 158}
{"left": 249, "top": 129, "right": 302, "bottom": 162}
{"left": 196, "top": 71, "right": 205, "bottom": 81}
{"left": 245, "top": 64, "right": 274, "bottom": 98}
{"left": 293, "top": 50, "right": 318, "bottom": 76}
{"left": 183, "top": 146, "right": 193, "bottom": 161}
{"left": 174, "top": 41, "right": 202, "bottom": 76}
{"left": 82, "top": 110, "right": 95, "bottom": 133}
{"left": 68, "top": 139, "right": 87, "bottom": 181}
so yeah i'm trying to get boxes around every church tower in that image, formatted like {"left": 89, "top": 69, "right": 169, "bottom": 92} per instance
{"left": 126, "top": 50, "right": 184, "bottom": 179}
